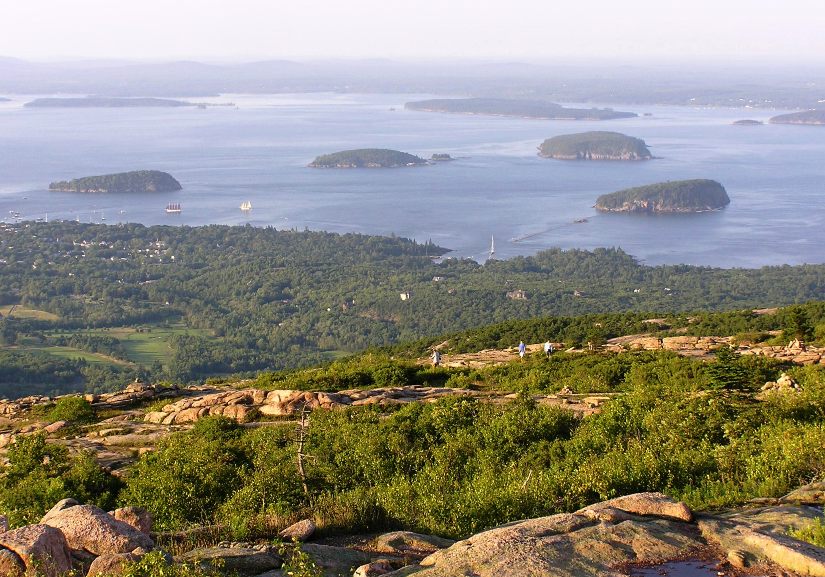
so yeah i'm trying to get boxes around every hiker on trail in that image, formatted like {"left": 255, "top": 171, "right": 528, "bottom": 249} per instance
{"left": 544, "top": 340, "right": 553, "bottom": 357}
{"left": 431, "top": 350, "right": 441, "bottom": 367}
{"left": 518, "top": 341, "right": 526, "bottom": 359}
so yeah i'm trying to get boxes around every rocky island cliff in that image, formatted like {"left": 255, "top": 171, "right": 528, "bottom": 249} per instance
{"left": 308, "top": 148, "right": 427, "bottom": 168}
{"left": 539, "top": 131, "right": 652, "bottom": 160}
{"left": 595, "top": 179, "right": 730, "bottom": 213}
{"left": 405, "top": 98, "right": 636, "bottom": 120}
{"left": 49, "top": 170, "right": 182, "bottom": 193}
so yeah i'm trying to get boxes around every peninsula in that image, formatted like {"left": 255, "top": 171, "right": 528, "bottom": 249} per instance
{"left": 26, "top": 97, "right": 198, "bottom": 108}
{"left": 595, "top": 179, "right": 730, "bottom": 213}
{"left": 49, "top": 170, "right": 182, "bottom": 193}
{"left": 405, "top": 98, "right": 636, "bottom": 120}
{"left": 538, "top": 131, "right": 652, "bottom": 160}
{"left": 308, "top": 148, "right": 428, "bottom": 168}
{"left": 769, "top": 109, "right": 825, "bottom": 125}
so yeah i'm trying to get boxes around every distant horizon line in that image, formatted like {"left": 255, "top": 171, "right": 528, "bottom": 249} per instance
{"left": 3, "top": 54, "right": 825, "bottom": 68}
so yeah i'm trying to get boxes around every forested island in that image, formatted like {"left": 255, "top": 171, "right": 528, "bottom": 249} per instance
{"left": 49, "top": 170, "right": 182, "bottom": 193}
{"left": 733, "top": 119, "right": 764, "bottom": 126}
{"left": 538, "top": 131, "right": 652, "bottom": 160}
{"left": 405, "top": 98, "right": 637, "bottom": 120}
{"left": 25, "top": 97, "right": 199, "bottom": 108}
{"left": 308, "top": 148, "right": 428, "bottom": 168}
{"left": 769, "top": 109, "right": 825, "bottom": 125}
{"left": 595, "top": 179, "right": 730, "bottom": 213}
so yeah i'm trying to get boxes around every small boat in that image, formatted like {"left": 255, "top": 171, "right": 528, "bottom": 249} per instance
{"left": 573, "top": 218, "right": 589, "bottom": 224}
{"left": 165, "top": 203, "right": 182, "bottom": 214}
{"left": 240, "top": 200, "right": 252, "bottom": 211}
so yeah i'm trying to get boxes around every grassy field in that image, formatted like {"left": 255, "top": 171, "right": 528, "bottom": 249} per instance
{"left": 54, "top": 325, "right": 214, "bottom": 366}
{"left": 7, "top": 342, "right": 131, "bottom": 367}
{"left": 0, "top": 304, "right": 59, "bottom": 321}
{"left": 5, "top": 321, "right": 214, "bottom": 368}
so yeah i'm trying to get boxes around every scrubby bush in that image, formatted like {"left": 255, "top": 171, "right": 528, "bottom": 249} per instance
{"left": 110, "top": 358, "right": 825, "bottom": 540}
{"left": 0, "top": 433, "right": 121, "bottom": 527}
{"left": 48, "top": 396, "right": 96, "bottom": 424}
{"left": 119, "top": 416, "right": 249, "bottom": 530}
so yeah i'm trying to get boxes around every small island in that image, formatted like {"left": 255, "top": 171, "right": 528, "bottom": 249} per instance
{"left": 405, "top": 98, "right": 636, "bottom": 120}
{"left": 49, "top": 170, "right": 182, "bottom": 193}
{"left": 25, "top": 97, "right": 212, "bottom": 108}
{"left": 595, "top": 179, "right": 730, "bottom": 214}
{"left": 732, "top": 119, "right": 764, "bottom": 126}
{"left": 538, "top": 131, "right": 652, "bottom": 160}
{"left": 769, "top": 110, "right": 825, "bottom": 125}
{"left": 308, "top": 149, "right": 428, "bottom": 168}
{"left": 0, "top": 97, "right": 10, "bottom": 102}
{"left": 430, "top": 153, "right": 454, "bottom": 161}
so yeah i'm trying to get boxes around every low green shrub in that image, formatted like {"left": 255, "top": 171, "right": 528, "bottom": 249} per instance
{"left": 789, "top": 515, "right": 825, "bottom": 548}
{"left": 48, "top": 396, "right": 96, "bottom": 424}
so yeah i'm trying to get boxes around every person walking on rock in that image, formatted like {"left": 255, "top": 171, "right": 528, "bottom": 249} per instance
{"left": 518, "top": 341, "right": 526, "bottom": 360}
{"left": 431, "top": 350, "right": 442, "bottom": 367}
{"left": 544, "top": 340, "right": 553, "bottom": 357}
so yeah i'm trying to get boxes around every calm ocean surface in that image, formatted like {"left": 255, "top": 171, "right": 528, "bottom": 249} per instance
{"left": 0, "top": 93, "right": 822, "bottom": 267}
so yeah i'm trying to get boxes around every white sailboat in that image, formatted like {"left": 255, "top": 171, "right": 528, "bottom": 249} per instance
{"left": 240, "top": 200, "right": 252, "bottom": 211}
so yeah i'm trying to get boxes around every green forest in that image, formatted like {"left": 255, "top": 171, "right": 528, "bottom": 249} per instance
{"left": 1, "top": 221, "right": 825, "bottom": 396}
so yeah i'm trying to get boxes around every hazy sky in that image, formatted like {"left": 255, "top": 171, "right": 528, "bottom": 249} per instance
{"left": 2, "top": 0, "right": 824, "bottom": 62}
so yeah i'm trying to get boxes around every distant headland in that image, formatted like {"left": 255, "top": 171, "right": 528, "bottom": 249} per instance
{"left": 769, "top": 110, "right": 825, "bottom": 125}
{"left": 732, "top": 119, "right": 764, "bottom": 126}
{"left": 25, "top": 97, "right": 233, "bottom": 108}
{"left": 538, "top": 131, "right": 652, "bottom": 160}
{"left": 308, "top": 149, "right": 428, "bottom": 168}
{"left": 404, "top": 98, "right": 637, "bottom": 120}
{"left": 49, "top": 170, "right": 182, "bottom": 193}
{"left": 595, "top": 179, "right": 730, "bottom": 214}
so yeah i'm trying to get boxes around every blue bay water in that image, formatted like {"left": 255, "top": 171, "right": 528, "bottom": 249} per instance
{"left": 0, "top": 93, "right": 822, "bottom": 267}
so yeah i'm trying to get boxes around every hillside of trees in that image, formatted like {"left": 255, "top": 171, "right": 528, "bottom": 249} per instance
{"left": 2, "top": 222, "right": 825, "bottom": 394}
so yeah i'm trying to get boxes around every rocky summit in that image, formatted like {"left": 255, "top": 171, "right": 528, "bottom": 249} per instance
{"left": 0, "top": 489, "right": 823, "bottom": 576}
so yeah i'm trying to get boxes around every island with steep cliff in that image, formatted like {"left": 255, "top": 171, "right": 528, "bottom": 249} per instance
{"left": 49, "top": 170, "right": 182, "bottom": 193}
{"left": 595, "top": 179, "right": 730, "bottom": 213}
{"left": 769, "top": 109, "right": 825, "bottom": 125}
{"left": 405, "top": 98, "right": 636, "bottom": 120}
{"left": 308, "top": 148, "right": 428, "bottom": 168}
{"left": 539, "top": 131, "right": 652, "bottom": 160}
